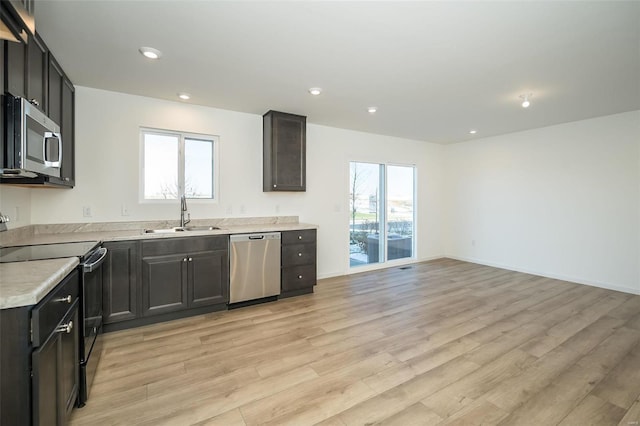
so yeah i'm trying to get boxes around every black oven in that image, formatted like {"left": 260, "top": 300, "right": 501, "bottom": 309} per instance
{"left": 78, "top": 246, "right": 107, "bottom": 405}
{"left": 0, "top": 241, "right": 106, "bottom": 407}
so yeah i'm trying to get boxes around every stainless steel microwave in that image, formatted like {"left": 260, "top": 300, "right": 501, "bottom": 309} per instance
{"left": 2, "top": 96, "right": 62, "bottom": 179}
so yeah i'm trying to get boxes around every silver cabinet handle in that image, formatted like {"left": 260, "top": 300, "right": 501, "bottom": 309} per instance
{"left": 188, "top": 257, "right": 193, "bottom": 262}
{"left": 298, "top": 235, "right": 302, "bottom": 240}
{"left": 55, "top": 295, "right": 72, "bottom": 303}
{"left": 183, "top": 258, "right": 187, "bottom": 262}
{"left": 298, "top": 252, "right": 302, "bottom": 257}
{"left": 29, "top": 98, "right": 40, "bottom": 106}
{"left": 298, "top": 275, "right": 303, "bottom": 279}
{"left": 56, "top": 320, "right": 73, "bottom": 334}
{"left": 273, "top": 184, "right": 277, "bottom": 188}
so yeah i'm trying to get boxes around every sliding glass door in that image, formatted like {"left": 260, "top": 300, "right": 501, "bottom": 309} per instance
{"left": 349, "top": 162, "right": 415, "bottom": 267}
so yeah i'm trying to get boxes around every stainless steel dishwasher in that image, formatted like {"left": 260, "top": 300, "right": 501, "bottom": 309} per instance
{"left": 229, "top": 232, "right": 281, "bottom": 303}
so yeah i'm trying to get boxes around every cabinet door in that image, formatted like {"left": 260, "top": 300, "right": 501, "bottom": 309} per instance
{"left": 26, "top": 33, "right": 47, "bottom": 112}
{"left": 60, "top": 77, "right": 75, "bottom": 186}
{"left": 189, "top": 249, "right": 229, "bottom": 308}
{"left": 6, "top": 38, "right": 26, "bottom": 97}
{"left": 32, "top": 333, "right": 59, "bottom": 426}
{"left": 282, "top": 243, "right": 317, "bottom": 267}
{"left": 282, "top": 264, "right": 317, "bottom": 292}
{"left": 47, "top": 56, "right": 63, "bottom": 125}
{"left": 103, "top": 241, "right": 139, "bottom": 324}
{"left": 59, "top": 307, "right": 79, "bottom": 423}
{"left": 0, "top": 40, "right": 4, "bottom": 97}
{"left": 32, "top": 304, "right": 78, "bottom": 426}
{"left": 263, "top": 111, "right": 306, "bottom": 191}
{"left": 141, "top": 254, "right": 188, "bottom": 316}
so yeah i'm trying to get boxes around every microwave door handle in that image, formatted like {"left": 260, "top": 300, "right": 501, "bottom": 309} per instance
{"left": 57, "top": 133, "right": 62, "bottom": 166}
{"left": 43, "top": 132, "right": 62, "bottom": 168}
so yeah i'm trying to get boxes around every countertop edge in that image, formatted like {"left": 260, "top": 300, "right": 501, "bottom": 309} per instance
{"left": 0, "top": 257, "right": 79, "bottom": 310}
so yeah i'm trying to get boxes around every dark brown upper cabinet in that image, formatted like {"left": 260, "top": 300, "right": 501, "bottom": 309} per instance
{"left": 3, "top": 31, "right": 48, "bottom": 112}
{"left": 5, "top": 36, "right": 26, "bottom": 98}
{"left": 26, "top": 32, "right": 47, "bottom": 113}
{"left": 47, "top": 57, "right": 63, "bottom": 125}
{"left": 60, "top": 76, "right": 75, "bottom": 186}
{"left": 263, "top": 110, "right": 306, "bottom": 192}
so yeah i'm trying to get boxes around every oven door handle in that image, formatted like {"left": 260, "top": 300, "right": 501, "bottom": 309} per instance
{"left": 83, "top": 247, "right": 108, "bottom": 273}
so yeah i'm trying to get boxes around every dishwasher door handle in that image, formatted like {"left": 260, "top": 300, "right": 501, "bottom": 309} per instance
{"left": 249, "top": 235, "right": 265, "bottom": 240}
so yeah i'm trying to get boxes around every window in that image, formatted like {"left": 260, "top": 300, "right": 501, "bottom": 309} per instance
{"left": 141, "top": 129, "right": 218, "bottom": 201}
{"left": 349, "top": 161, "right": 415, "bottom": 267}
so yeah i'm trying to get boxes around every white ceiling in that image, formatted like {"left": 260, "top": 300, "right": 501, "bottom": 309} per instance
{"left": 35, "top": 1, "right": 640, "bottom": 144}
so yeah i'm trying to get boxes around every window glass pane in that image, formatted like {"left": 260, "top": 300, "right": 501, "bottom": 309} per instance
{"left": 387, "top": 165, "right": 414, "bottom": 260}
{"left": 349, "top": 162, "right": 382, "bottom": 267}
{"left": 184, "top": 138, "right": 213, "bottom": 199}
{"left": 144, "top": 133, "right": 179, "bottom": 199}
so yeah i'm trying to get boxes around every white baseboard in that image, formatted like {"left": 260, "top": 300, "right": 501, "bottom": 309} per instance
{"left": 445, "top": 255, "right": 640, "bottom": 296}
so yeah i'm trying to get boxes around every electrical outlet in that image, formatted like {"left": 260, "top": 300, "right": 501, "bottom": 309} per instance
{"left": 121, "top": 204, "right": 130, "bottom": 216}
{"left": 14, "top": 206, "right": 19, "bottom": 222}
{"left": 83, "top": 206, "right": 92, "bottom": 217}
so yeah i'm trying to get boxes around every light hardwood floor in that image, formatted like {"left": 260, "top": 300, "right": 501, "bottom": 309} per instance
{"left": 70, "top": 258, "right": 640, "bottom": 426}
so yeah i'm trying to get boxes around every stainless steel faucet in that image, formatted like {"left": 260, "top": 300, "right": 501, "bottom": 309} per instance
{"left": 180, "top": 195, "right": 191, "bottom": 227}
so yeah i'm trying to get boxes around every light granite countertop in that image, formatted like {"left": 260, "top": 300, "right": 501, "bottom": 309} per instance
{"left": 0, "top": 257, "right": 79, "bottom": 309}
{"left": 2, "top": 222, "right": 317, "bottom": 246}
{"left": 1, "top": 216, "right": 318, "bottom": 246}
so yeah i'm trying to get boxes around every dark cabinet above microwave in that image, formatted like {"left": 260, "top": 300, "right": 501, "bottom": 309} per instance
{"left": 263, "top": 110, "right": 306, "bottom": 192}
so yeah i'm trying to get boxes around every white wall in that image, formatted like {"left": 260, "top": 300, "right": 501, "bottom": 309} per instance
{"left": 27, "top": 87, "right": 445, "bottom": 278}
{"left": 0, "top": 185, "right": 32, "bottom": 229}
{"left": 444, "top": 111, "right": 640, "bottom": 294}
{"left": 3, "top": 86, "right": 637, "bottom": 293}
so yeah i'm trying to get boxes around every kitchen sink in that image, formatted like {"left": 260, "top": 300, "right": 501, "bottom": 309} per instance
{"left": 143, "top": 226, "right": 220, "bottom": 234}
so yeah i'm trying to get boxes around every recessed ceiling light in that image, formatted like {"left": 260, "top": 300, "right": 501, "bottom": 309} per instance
{"left": 519, "top": 93, "right": 532, "bottom": 108}
{"left": 139, "top": 47, "right": 162, "bottom": 59}
{"left": 177, "top": 93, "right": 190, "bottom": 100}
{"left": 469, "top": 129, "right": 477, "bottom": 134}
{"left": 308, "top": 87, "right": 322, "bottom": 96}
{"left": 367, "top": 107, "right": 377, "bottom": 114}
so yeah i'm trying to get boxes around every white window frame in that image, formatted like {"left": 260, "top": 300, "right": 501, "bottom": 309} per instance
{"left": 139, "top": 127, "right": 219, "bottom": 204}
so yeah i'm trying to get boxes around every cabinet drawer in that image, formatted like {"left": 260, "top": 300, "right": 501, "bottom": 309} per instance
{"left": 281, "top": 229, "right": 316, "bottom": 245}
{"left": 282, "top": 264, "right": 316, "bottom": 291}
{"left": 282, "top": 243, "right": 316, "bottom": 267}
{"left": 142, "top": 235, "right": 228, "bottom": 257}
{"left": 32, "top": 270, "right": 79, "bottom": 348}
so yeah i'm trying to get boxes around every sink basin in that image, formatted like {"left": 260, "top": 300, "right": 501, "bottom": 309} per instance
{"left": 143, "top": 226, "right": 220, "bottom": 234}
{"left": 143, "top": 228, "right": 183, "bottom": 234}
{"left": 182, "top": 225, "right": 220, "bottom": 232}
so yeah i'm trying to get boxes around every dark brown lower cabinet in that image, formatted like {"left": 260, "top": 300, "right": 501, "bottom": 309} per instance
{"left": 280, "top": 229, "right": 317, "bottom": 297}
{"left": 0, "top": 270, "right": 80, "bottom": 426}
{"left": 102, "top": 241, "right": 139, "bottom": 324}
{"left": 141, "top": 253, "right": 189, "bottom": 316}
{"left": 190, "top": 249, "right": 229, "bottom": 307}
{"left": 32, "top": 305, "right": 79, "bottom": 426}
{"left": 103, "top": 236, "right": 229, "bottom": 331}
{"left": 141, "top": 247, "right": 229, "bottom": 316}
